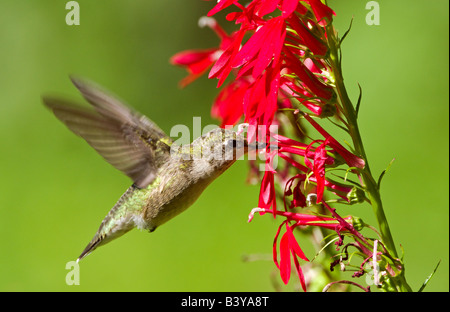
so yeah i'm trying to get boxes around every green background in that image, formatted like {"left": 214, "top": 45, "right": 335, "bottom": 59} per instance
{"left": 0, "top": 0, "right": 447, "bottom": 291}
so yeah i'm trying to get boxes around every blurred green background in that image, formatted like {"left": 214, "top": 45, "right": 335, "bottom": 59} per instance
{"left": 0, "top": 0, "right": 447, "bottom": 291}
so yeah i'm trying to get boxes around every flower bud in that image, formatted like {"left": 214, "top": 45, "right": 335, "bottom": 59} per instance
{"left": 350, "top": 216, "right": 366, "bottom": 231}
{"left": 347, "top": 187, "right": 365, "bottom": 204}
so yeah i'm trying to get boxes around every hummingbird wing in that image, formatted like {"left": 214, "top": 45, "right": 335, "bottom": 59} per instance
{"left": 43, "top": 77, "right": 173, "bottom": 188}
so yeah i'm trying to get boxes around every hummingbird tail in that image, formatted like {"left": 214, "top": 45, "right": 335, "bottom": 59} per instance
{"left": 77, "top": 236, "right": 102, "bottom": 262}
{"left": 76, "top": 185, "right": 141, "bottom": 262}
{"left": 77, "top": 225, "right": 134, "bottom": 262}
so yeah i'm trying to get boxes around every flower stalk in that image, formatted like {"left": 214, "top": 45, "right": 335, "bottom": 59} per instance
{"left": 324, "top": 22, "right": 412, "bottom": 291}
{"left": 171, "top": 0, "right": 415, "bottom": 292}
{"left": 326, "top": 24, "right": 397, "bottom": 255}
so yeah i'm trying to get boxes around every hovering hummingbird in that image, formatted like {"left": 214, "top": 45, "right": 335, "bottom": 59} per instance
{"left": 43, "top": 77, "right": 253, "bottom": 262}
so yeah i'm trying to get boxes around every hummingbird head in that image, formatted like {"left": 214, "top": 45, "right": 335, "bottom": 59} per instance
{"left": 187, "top": 127, "right": 251, "bottom": 178}
{"left": 198, "top": 127, "right": 247, "bottom": 159}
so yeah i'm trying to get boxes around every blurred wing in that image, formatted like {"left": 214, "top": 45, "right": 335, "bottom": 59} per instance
{"left": 43, "top": 78, "right": 172, "bottom": 188}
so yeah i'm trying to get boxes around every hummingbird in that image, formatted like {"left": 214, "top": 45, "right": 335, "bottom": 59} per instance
{"left": 43, "top": 77, "right": 253, "bottom": 262}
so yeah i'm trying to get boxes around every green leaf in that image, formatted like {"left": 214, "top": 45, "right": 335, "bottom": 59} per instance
{"left": 418, "top": 260, "right": 441, "bottom": 292}
{"left": 377, "top": 158, "right": 395, "bottom": 190}
{"left": 310, "top": 235, "right": 340, "bottom": 262}
{"left": 340, "top": 17, "right": 354, "bottom": 46}
{"left": 355, "top": 83, "right": 362, "bottom": 119}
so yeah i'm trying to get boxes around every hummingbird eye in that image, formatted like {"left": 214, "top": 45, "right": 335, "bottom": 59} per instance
{"left": 227, "top": 139, "right": 238, "bottom": 148}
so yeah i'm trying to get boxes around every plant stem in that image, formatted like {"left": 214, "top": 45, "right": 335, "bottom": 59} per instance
{"left": 325, "top": 26, "right": 412, "bottom": 291}
{"left": 325, "top": 26, "right": 398, "bottom": 258}
{"left": 336, "top": 79, "right": 398, "bottom": 258}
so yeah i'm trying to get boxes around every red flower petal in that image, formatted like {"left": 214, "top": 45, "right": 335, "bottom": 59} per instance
{"left": 303, "top": 113, "right": 366, "bottom": 169}
{"left": 272, "top": 221, "right": 285, "bottom": 269}
{"left": 284, "top": 49, "right": 333, "bottom": 100}
{"left": 258, "top": 170, "right": 276, "bottom": 214}
{"left": 209, "top": 29, "right": 246, "bottom": 87}
{"left": 279, "top": 231, "right": 291, "bottom": 284}
{"left": 232, "top": 24, "right": 271, "bottom": 69}
{"left": 305, "top": 0, "right": 336, "bottom": 26}
{"left": 281, "top": 0, "right": 301, "bottom": 18}
{"left": 290, "top": 182, "right": 307, "bottom": 208}
{"left": 287, "top": 14, "right": 327, "bottom": 56}
{"left": 252, "top": 17, "right": 286, "bottom": 78}
{"left": 313, "top": 140, "right": 328, "bottom": 203}
{"left": 211, "top": 78, "right": 249, "bottom": 127}
{"left": 170, "top": 49, "right": 218, "bottom": 87}
{"left": 292, "top": 251, "right": 307, "bottom": 291}
{"left": 285, "top": 223, "right": 309, "bottom": 261}
{"left": 255, "top": 0, "right": 279, "bottom": 16}
{"left": 170, "top": 49, "right": 215, "bottom": 68}
{"left": 232, "top": 17, "right": 286, "bottom": 79}
{"left": 207, "top": 0, "right": 238, "bottom": 17}
{"left": 278, "top": 152, "right": 309, "bottom": 172}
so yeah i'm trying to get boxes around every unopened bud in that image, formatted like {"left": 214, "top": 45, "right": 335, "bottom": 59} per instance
{"left": 350, "top": 215, "right": 366, "bottom": 231}
{"left": 347, "top": 187, "right": 365, "bottom": 204}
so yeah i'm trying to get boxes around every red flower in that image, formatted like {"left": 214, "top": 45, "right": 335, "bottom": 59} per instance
{"left": 303, "top": 0, "right": 336, "bottom": 26}
{"left": 258, "top": 150, "right": 278, "bottom": 216}
{"left": 232, "top": 16, "right": 286, "bottom": 79}
{"left": 284, "top": 174, "right": 307, "bottom": 208}
{"left": 208, "top": 28, "right": 247, "bottom": 87}
{"left": 249, "top": 207, "right": 353, "bottom": 232}
{"left": 284, "top": 48, "right": 334, "bottom": 100}
{"left": 248, "top": 206, "right": 356, "bottom": 291}
{"left": 175, "top": 1, "right": 337, "bottom": 136}
{"left": 225, "top": 0, "right": 265, "bottom": 26}
{"left": 170, "top": 17, "right": 235, "bottom": 87}
{"left": 211, "top": 78, "right": 249, "bottom": 127}
{"left": 286, "top": 13, "right": 328, "bottom": 56}
{"left": 249, "top": 206, "right": 353, "bottom": 291}
{"left": 172, "top": 0, "right": 377, "bottom": 292}
{"left": 258, "top": 170, "right": 276, "bottom": 210}
{"left": 309, "top": 176, "right": 355, "bottom": 202}
{"left": 303, "top": 113, "right": 366, "bottom": 169}
{"left": 207, "top": 0, "right": 244, "bottom": 17}
{"left": 282, "top": 156, "right": 356, "bottom": 206}
{"left": 274, "top": 221, "right": 308, "bottom": 289}
{"left": 170, "top": 48, "right": 220, "bottom": 87}
{"left": 280, "top": 0, "right": 302, "bottom": 17}
{"left": 272, "top": 131, "right": 362, "bottom": 204}
{"left": 274, "top": 133, "right": 334, "bottom": 169}
{"left": 304, "top": 139, "right": 328, "bottom": 203}
{"left": 210, "top": 0, "right": 305, "bottom": 20}
{"left": 280, "top": 77, "right": 325, "bottom": 116}
{"left": 243, "top": 62, "right": 281, "bottom": 130}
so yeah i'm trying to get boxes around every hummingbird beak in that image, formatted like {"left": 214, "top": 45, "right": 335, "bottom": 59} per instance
{"left": 245, "top": 141, "right": 281, "bottom": 155}
{"left": 245, "top": 140, "right": 267, "bottom": 152}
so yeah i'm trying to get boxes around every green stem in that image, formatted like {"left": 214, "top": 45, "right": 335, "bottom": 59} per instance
{"left": 336, "top": 78, "right": 398, "bottom": 258}
{"left": 325, "top": 26, "right": 412, "bottom": 292}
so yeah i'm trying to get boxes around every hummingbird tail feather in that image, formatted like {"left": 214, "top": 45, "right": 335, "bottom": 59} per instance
{"left": 77, "top": 236, "right": 103, "bottom": 262}
{"left": 76, "top": 185, "right": 141, "bottom": 262}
